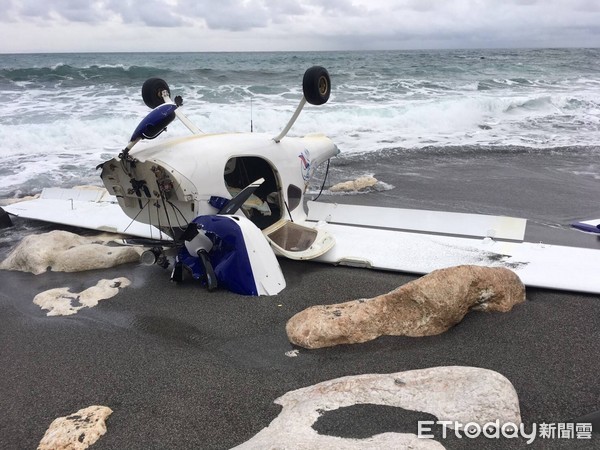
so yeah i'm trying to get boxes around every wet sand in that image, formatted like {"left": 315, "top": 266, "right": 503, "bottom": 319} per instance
{"left": 2, "top": 148, "right": 600, "bottom": 449}
{"left": 0, "top": 254, "right": 599, "bottom": 449}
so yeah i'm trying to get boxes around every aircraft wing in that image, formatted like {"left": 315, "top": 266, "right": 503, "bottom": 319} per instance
{"left": 3, "top": 188, "right": 166, "bottom": 240}
{"left": 308, "top": 201, "right": 600, "bottom": 295}
{"left": 307, "top": 201, "right": 527, "bottom": 241}
{"left": 572, "top": 218, "right": 600, "bottom": 235}
{"left": 5, "top": 192, "right": 600, "bottom": 294}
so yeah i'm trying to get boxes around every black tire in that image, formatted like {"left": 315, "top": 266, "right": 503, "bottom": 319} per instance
{"left": 198, "top": 250, "right": 218, "bottom": 292}
{"left": 142, "top": 78, "right": 170, "bottom": 109}
{"left": 303, "top": 66, "right": 331, "bottom": 105}
{"left": 171, "top": 262, "right": 184, "bottom": 283}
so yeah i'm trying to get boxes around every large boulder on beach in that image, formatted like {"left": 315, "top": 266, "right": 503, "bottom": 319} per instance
{"left": 0, "top": 230, "right": 141, "bottom": 275}
{"left": 38, "top": 405, "right": 113, "bottom": 450}
{"left": 286, "top": 265, "right": 525, "bottom": 349}
{"left": 234, "top": 366, "right": 521, "bottom": 449}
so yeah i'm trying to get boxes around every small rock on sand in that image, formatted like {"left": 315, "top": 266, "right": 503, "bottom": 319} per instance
{"left": 330, "top": 176, "right": 378, "bottom": 192}
{"left": 38, "top": 405, "right": 113, "bottom": 450}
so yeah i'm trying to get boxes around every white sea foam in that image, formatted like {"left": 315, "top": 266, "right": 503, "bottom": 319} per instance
{"left": 1, "top": 50, "right": 599, "bottom": 196}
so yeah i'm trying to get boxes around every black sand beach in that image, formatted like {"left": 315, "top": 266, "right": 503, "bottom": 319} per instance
{"left": 1, "top": 257, "right": 599, "bottom": 449}
{"left": 1, "top": 149, "right": 600, "bottom": 449}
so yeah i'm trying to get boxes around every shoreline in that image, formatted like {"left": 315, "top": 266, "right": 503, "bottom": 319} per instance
{"left": 2, "top": 146, "right": 600, "bottom": 448}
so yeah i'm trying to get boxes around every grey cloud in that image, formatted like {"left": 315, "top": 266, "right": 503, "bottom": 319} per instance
{"left": 101, "top": 0, "right": 184, "bottom": 27}
{"left": 268, "top": 0, "right": 307, "bottom": 16}
{"left": 18, "top": 0, "right": 53, "bottom": 19}
{"left": 11, "top": 0, "right": 183, "bottom": 27}
{"left": 304, "top": 0, "right": 363, "bottom": 16}
{"left": 135, "top": 0, "right": 185, "bottom": 27}
{"left": 176, "top": 0, "right": 271, "bottom": 31}
{"left": 404, "top": 0, "right": 438, "bottom": 13}
{"left": 15, "top": 0, "right": 108, "bottom": 23}
{"left": 5, "top": 0, "right": 283, "bottom": 30}
{"left": 56, "top": 0, "right": 107, "bottom": 23}
{"left": 0, "top": 0, "right": 19, "bottom": 21}
{"left": 509, "top": 0, "right": 539, "bottom": 5}
{"left": 572, "top": 0, "right": 600, "bottom": 12}
{"left": 1, "top": 0, "right": 599, "bottom": 52}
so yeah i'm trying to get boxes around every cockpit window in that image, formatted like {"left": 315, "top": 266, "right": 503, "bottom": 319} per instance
{"left": 287, "top": 184, "right": 302, "bottom": 211}
{"left": 224, "top": 156, "right": 281, "bottom": 229}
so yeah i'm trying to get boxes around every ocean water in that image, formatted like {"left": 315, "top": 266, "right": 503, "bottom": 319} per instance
{"left": 1, "top": 49, "right": 599, "bottom": 240}
{"left": 1, "top": 49, "right": 599, "bottom": 195}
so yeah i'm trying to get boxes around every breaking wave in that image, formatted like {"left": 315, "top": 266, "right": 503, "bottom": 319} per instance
{"left": 1, "top": 49, "right": 600, "bottom": 197}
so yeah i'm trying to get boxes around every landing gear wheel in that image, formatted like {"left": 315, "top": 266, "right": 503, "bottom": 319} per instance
{"left": 303, "top": 66, "right": 331, "bottom": 105}
{"left": 198, "top": 250, "right": 218, "bottom": 292}
{"left": 142, "top": 78, "right": 171, "bottom": 109}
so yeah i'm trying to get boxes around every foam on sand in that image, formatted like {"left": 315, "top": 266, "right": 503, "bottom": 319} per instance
{"left": 0, "top": 230, "right": 141, "bottom": 275}
{"left": 34, "top": 277, "right": 131, "bottom": 316}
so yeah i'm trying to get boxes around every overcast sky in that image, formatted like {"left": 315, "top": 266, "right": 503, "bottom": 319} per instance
{"left": 1, "top": 0, "right": 599, "bottom": 53}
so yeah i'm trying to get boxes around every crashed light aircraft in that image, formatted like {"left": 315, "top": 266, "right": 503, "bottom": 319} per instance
{"left": 4, "top": 67, "right": 600, "bottom": 296}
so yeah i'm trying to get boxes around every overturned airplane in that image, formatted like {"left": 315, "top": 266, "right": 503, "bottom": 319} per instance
{"left": 5, "top": 67, "right": 600, "bottom": 295}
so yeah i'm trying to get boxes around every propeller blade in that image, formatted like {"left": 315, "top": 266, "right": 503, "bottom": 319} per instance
{"left": 181, "top": 222, "right": 200, "bottom": 241}
{"left": 218, "top": 178, "right": 265, "bottom": 215}
{"left": 198, "top": 249, "right": 218, "bottom": 291}
{"left": 180, "top": 222, "right": 217, "bottom": 290}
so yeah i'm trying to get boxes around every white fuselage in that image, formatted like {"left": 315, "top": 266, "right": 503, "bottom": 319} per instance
{"left": 100, "top": 132, "right": 339, "bottom": 238}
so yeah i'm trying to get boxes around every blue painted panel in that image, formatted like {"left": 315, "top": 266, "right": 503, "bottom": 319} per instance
{"left": 177, "top": 215, "right": 258, "bottom": 295}
{"left": 130, "top": 103, "right": 177, "bottom": 141}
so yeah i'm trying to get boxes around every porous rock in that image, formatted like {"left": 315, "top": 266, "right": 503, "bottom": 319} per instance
{"left": 287, "top": 265, "right": 525, "bottom": 349}
{"left": 0, "top": 230, "right": 141, "bottom": 275}
{"left": 234, "top": 366, "right": 521, "bottom": 449}
{"left": 38, "top": 405, "right": 113, "bottom": 450}
{"left": 330, "top": 176, "right": 378, "bottom": 192}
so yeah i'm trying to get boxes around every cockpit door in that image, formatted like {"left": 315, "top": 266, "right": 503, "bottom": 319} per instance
{"left": 263, "top": 220, "right": 335, "bottom": 260}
